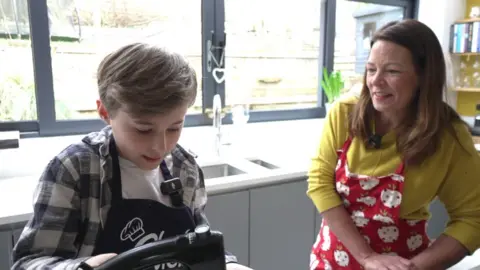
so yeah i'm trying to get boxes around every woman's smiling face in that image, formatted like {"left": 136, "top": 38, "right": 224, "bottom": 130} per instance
{"left": 366, "top": 40, "right": 419, "bottom": 118}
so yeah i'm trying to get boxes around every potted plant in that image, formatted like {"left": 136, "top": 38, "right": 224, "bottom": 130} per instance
{"left": 321, "top": 67, "right": 344, "bottom": 113}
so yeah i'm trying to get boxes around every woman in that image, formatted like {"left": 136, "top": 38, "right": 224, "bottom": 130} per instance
{"left": 307, "top": 19, "right": 480, "bottom": 270}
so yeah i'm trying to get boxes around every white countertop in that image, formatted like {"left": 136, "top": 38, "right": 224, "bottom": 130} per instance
{"left": 0, "top": 163, "right": 310, "bottom": 227}
{"left": 0, "top": 176, "right": 40, "bottom": 227}
{"left": 0, "top": 119, "right": 323, "bottom": 226}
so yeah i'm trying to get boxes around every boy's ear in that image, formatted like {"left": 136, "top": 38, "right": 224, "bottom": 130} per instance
{"left": 96, "top": 99, "right": 111, "bottom": 124}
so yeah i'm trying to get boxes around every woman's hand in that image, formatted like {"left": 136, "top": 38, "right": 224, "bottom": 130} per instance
{"left": 84, "top": 253, "right": 117, "bottom": 267}
{"left": 362, "top": 253, "right": 418, "bottom": 270}
{"left": 226, "top": 263, "right": 254, "bottom": 270}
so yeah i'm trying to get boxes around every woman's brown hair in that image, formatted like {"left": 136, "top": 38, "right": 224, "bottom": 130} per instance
{"left": 349, "top": 19, "right": 465, "bottom": 165}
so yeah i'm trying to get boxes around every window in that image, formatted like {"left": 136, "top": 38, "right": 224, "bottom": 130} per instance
{"left": 0, "top": 0, "right": 417, "bottom": 137}
{"left": 0, "top": 37, "right": 35, "bottom": 121}
{"left": 334, "top": 0, "right": 415, "bottom": 95}
{"left": 48, "top": 0, "right": 203, "bottom": 120}
{"left": 224, "top": 0, "right": 321, "bottom": 111}
{"left": 362, "top": 22, "right": 377, "bottom": 50}
{"left": 0, "top": 0, "right": 37, "bottom": 132}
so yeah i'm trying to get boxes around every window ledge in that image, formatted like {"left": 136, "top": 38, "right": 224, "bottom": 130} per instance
{"left": 0, "top": 131, "right": 19, "bottom": 150}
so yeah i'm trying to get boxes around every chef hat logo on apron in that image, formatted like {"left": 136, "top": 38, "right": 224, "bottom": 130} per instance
{"left": 121, "top": 217, "right": 145, "bottom": 242}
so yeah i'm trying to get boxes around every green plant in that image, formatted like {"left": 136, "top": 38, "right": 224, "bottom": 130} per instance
{"left": 0, "top": 74, "right": 75, "bottom": 121}
{"left": 321, "top": 67, "right": 344, "bottom": 104}
{"left": 0, "top": 74, "right": 37, "bottom": 121}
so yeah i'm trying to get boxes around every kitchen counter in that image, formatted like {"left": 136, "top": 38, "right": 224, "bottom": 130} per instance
{"left": 0, "top": 176, "right": 38, "bottom": 227}
{"left": 0, "top": 159, "right": 310, "bottom": 227}
{"left": 0, "top": 118, "right": 324, "bottom": 227}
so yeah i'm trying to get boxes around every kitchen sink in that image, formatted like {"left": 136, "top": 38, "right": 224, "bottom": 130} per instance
{"left": 201, "top": 163, "right": 246, "bottom": 179}
{"left": 247, "top": 158, "right": 279, "bottom": 169}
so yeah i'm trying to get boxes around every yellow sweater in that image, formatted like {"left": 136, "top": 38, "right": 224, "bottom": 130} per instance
{"left": 307, "top": 94, "right": 480, "bottom": 253}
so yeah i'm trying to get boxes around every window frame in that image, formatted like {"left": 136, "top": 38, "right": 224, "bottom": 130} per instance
{"left": 0, "top": 0, "right": 418, "bottom": 137}
{"left": 347, "top": 0, "right": 418, "bottom": 18}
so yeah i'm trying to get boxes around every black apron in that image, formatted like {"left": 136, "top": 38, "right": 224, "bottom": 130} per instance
{"left": 92, "top": 138, "right": 196, "bottom": 269}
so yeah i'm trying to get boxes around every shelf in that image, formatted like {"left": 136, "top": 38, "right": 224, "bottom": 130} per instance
{"left": 453, "top": 87, "right": 480, "bottom": 92}
{"left": 454, "top": 17, "right": 480, "bottom": 23}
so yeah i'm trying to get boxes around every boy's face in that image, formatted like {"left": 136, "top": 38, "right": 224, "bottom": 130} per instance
{"left": 97, "top": 100, "right": 189, "bottom": 170}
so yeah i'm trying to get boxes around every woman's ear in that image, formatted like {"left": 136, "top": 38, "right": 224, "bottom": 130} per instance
{"left": 96, "top": 99, "right": 110, "bottom": 124}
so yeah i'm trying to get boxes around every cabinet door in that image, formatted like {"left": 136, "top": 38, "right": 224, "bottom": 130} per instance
{"left": 12, "top": 227, "right": 24, "bottom": 247}
{"left": 249, "top": 180, "right": 315, "bottom": 270}
{"left": 205, "top": 191, "right": 250, "bottom": 266}
{"left": 0, "top": 230, "right": 13, "bottom": 269}
{"left": 427, "top": 199, "right": 448, "bottom": 239}
{"left": 314, "top": 210, "right": 323, "bottom": 235}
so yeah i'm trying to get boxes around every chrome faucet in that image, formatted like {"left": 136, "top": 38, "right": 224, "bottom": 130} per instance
{"left": 212, "top": 94, "right": 222, "bottom": 156}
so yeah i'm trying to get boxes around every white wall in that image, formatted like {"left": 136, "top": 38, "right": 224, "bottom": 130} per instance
{"left": 417, "top": 0, "right": 466, "bottom": 112}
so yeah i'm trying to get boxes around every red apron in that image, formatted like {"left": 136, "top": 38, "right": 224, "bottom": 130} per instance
{"left": 310, "top": 137, "right": 430, "bottom": 270}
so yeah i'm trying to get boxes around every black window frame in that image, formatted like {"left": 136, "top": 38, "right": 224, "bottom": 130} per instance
{"left": 0, "top": 0, "right": 418, "bottom": 138}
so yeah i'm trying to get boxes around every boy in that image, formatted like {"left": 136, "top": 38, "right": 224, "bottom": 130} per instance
{"left": 12, "top": 43, "right": 252, "bottom": 270}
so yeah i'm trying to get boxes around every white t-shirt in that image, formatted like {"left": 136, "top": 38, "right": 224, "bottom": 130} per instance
{"left": 118, "top": 157, "right": 173, "bottom": 207}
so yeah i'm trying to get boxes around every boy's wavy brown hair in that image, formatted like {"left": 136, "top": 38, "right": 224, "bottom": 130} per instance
{"left": 349, "top": 19, "right": 465, "bottom": 165}
{"left": 97, "top": 42, "right": 197, "bottom": 118}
